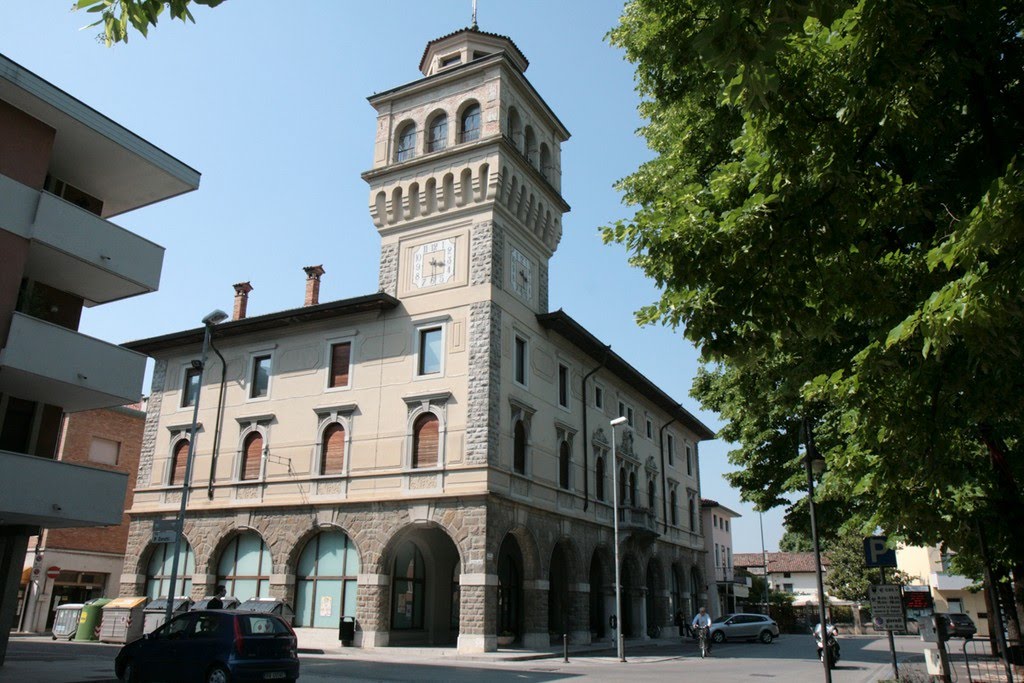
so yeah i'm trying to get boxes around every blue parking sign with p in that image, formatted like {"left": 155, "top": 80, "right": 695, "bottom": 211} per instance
{"left": 863, "top": 536, "right": 897, "bottom": 568}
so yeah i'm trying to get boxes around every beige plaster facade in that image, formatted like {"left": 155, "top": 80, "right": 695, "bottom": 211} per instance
{"left": 897, "top": 544, "right": 989, "bottom": 637}
{"left": 120, "top": 27, "right": 715, "bottom": 653}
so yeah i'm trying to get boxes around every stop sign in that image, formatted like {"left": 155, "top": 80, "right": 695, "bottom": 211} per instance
{"left": 46, "top": 566, "right": 60, "bottom": 580}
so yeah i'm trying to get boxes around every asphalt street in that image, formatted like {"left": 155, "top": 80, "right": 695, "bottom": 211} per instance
{"left": 0, "top": 634, "right": 928, "bottom": 683}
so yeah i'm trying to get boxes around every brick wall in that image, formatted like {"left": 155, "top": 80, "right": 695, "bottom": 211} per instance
{"left": 44, "top": 406, "right": 145, "bottom": 555}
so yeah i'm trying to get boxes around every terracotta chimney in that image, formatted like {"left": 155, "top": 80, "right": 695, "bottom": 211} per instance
{"left": 303, "top": 265, "right": 325, "bottom": 306}
{"left": 232, "top": 281, "right": 253, "bottom": 320}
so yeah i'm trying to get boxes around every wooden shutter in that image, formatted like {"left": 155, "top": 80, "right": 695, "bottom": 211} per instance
{"left": 170, "top": 439, "right": 189, "bottom": 484}
{"left": 513, "top": 421, "right": 526, "bottom": 474}
{"left": 321, "top": 423, "right": 346, "bottom": 474}
{"left": 559, "top": 442, "right": 570, "bottom": 489}
{"left": 241, "top": 432, "right": 263, "bottom": 480}
{"left": 413, "top": 414, "right": 439, "bottom": 468}
{"left": 330, "top": 343, "right": 351, "bottom": 388}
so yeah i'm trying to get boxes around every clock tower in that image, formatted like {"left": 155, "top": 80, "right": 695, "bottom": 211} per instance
{"left": 363, "top": 26, "right": 570, "bottom": 316}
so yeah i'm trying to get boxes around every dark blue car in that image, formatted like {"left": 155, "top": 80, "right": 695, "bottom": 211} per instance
{"left": 115, "top": 609, "right": 299, "bottom": 683}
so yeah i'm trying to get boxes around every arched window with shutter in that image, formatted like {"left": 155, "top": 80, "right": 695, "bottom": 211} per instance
{"left": 169, "top": 438, "right": 189, "bottom": 485}
{"left": 320, "top": 422, "right": 346, "bottom": 475}
{"left": 648, "top": 479, "right": 656, "bottom": 510}
{"left": 412, "top": 413, "right": 439, "bottom": 468}
{"left": 240, "top": 431, "right": 263, "bottom": 481}
{"left": 671, "top": 490, "right": 678, "bottom": 525}
{"left": 629, "top": 471, "right": 637, "bottom": 506}
{"left": 595, "top": 455, "right": 605, "bottom": 501}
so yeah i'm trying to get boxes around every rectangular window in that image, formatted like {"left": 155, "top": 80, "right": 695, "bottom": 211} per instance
{"left": 714, "top": 514, "right": 718, "bottom": 528}
{"left": 329, "top": 342, "right": 352, "bottom": 388}
{"left": 558, "top": 364, "right": 569, "bottom": 408}
{"left": 181, "top": 366, "right": 201, "bottom": 408}
{"left": 725, "top": 520, "right": 730, "bottom": 532}
{"left": 514, "top": 336, "right": 527, "bottom": 385}
{"left": 783, "top": 583, "right": 794, "bottom": 593}
{"left": 618, "top": 401, "right": 625, "bottom": 420}
{"left": 686, "top": 445, "right": 693, "bottom": 476}
{"left": 667, "top": 434, "right": 675, "bottom": 466}
{"left": 418, "top": 327, "right": 442, "bottom": 375}
{"left": 626, "top": 406, "right": 634, "bottom": 427}
{"left": 594, "top": 385, "right": 604, "bottom": 409}
{"left": 88, "top": 437, "right": 120, "bottom": 466}
{"left": 645, "top": 418, "right": 653, "bottom": 439}
{"left": 250, "top": 355, "right": 272, "bottom": 398}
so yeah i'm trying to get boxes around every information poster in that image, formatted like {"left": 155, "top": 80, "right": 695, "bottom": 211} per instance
{"left": 868, "top": 584, "right": 906, "bottom": 631}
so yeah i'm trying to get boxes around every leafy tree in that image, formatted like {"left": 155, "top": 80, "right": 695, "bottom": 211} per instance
{"left": 75, "top": 0, "right": 226, "bottom": 46}
{"left": 606, "top": 0, "right": 1024, "bottom": 629}
{"left": 779, "top": 529, "right": 813, "bottom": 554}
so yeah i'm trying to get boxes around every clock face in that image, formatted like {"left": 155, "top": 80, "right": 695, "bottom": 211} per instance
{"left": 412, "top": 238, "right": 456, "bottom": 288}
{"left": 510, "top": 247, "right": 533, "bottom": 300}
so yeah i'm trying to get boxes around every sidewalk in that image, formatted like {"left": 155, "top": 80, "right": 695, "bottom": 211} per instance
{"left": 297, "top": 635, "right": 681, "bottom": 663}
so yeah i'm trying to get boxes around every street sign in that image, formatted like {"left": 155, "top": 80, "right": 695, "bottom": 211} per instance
{"left": 152, "top": 519, "right": 178, "bottom": 545}
{"left": 903, "top": 588, "right": 933, "bottom": 610}
{"left": 46, "top": 566, "right": 61, "bottom": 580}
{"left": 869, "top": 584, "right": 906, "bottom": 631}
{"left": 863, "top": 536, "right": 898, "bottom": 568}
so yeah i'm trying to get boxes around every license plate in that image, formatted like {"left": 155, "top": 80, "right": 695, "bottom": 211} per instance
{"left": 264, "top": 673, "right": 286, "bottom": 680}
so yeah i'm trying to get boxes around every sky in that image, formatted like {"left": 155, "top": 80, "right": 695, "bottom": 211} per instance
{"left": 0, "top": 0, "right": 786, "bottom": 553}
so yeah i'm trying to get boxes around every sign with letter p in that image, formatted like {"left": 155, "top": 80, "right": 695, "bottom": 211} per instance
{"left": 863, "top": 535, "right": 897, "bottom": 568}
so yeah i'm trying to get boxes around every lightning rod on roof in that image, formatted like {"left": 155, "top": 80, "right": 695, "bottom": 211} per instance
{"left": 472, "top": 0, "right": 478, "bottom": 28}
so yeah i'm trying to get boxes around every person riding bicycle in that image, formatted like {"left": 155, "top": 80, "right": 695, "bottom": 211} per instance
{"left": 692, "top": 606, "right": 712, "bottom": 653}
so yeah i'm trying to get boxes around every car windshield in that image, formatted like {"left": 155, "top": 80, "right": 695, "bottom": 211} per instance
{"left": 238, "top": 615, "right": 289, "bottom": 636}
{"left": 948, "top": 614, "right": 971, "bottom": 623}
{"left": 712, "top": 615, "right": 729, "bottom": 623}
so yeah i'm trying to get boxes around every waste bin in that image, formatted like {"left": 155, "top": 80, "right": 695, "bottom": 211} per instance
{"left": 194, "top": 596, "right": 240, "bottom": 610}
{"left": 339, "top": 616, "right": 356, "bottom": 645}
{"left": 51, "top": 603, "right": 84, "bottom": 640}
{"left": 74, "top": 598, "right": 110, "bottom": 641}
{"left": 100, "top": 596, "right": 148, "bottom": 644}
{"left": 143, "top": 597, "right": 192, "bottom": 634}
{"left": 236, "top": 598, "right": 295, "bottom": 626}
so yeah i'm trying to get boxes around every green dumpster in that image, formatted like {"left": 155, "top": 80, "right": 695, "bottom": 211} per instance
{"left": 74, "top": 598, "right": 111, "bottom": 641}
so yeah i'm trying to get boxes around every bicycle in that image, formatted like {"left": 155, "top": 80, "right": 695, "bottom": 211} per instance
{"left": 696, "top": 625, "right": 710, "bottom": 658}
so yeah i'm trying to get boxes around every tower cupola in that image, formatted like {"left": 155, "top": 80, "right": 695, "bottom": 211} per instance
{"left": 419, "top": 27, "right": 529, "bottom": 77}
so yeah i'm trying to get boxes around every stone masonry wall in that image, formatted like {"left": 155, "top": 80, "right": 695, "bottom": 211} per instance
{"left": 378, "top": 243, "right": 398, "bottom": 295}
{"left": 465, "top": 301, "right": 501, "bottom": 466}
{"left": 136, "top": 359, "right": 167, "bottom": 488}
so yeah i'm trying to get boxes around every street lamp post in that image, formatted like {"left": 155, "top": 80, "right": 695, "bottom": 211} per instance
{"left": 610, "top": 416, "right": 628, "bottom": 663}
{"left": 759, "top": 509, "right": 769, "bottom": 617}
{"left": 803, "top": 418, "right": 831, "bottom": 683}
{"left": 164, "top": 309, "right": 228, "bottom": 624}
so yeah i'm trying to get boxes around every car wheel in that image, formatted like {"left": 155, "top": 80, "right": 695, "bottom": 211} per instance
{"left": 119, "top": 661, "right": 135, "bottom": 683}
{"left": 206, "top": 665, "right": 231, "bottom": 683}
{"left": 712, "top": 630, "right": 726, "bottom": 643}
{"left": 759, "top": 630, "right": 774, "bottom": 644}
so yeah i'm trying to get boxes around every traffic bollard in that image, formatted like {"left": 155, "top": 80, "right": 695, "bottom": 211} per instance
{"left": 563, "top": 633, "right": 568, "bottom": 663}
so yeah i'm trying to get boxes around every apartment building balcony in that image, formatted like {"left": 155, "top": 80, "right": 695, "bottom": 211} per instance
{"left": 0, "top": 312, "right": 147, "bottom": 411}
{"left": 617, "top": 505, "right": 660, "bottom": 539}
{"left": 0, "top": 448, "right": 127, "bottom": 528}
{"left": 930, "top": 571, "right": 975, "bottom": 591}
{"left": 0, "top": 175, "right": 164, "bottom": 304}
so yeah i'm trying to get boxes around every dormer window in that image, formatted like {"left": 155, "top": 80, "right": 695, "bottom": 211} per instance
{"left": 440, "top": 53, "right": 462, "bottom": 69}
{"left": 395, "top": 123, "right": 417, "bottom": 162}
{"left": 460, "top": 104, "right": 481, "bottom": 143}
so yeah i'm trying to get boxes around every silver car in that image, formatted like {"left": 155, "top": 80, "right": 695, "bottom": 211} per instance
{"left": 708, "top": 613, "right": 780, "bottom": 643}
